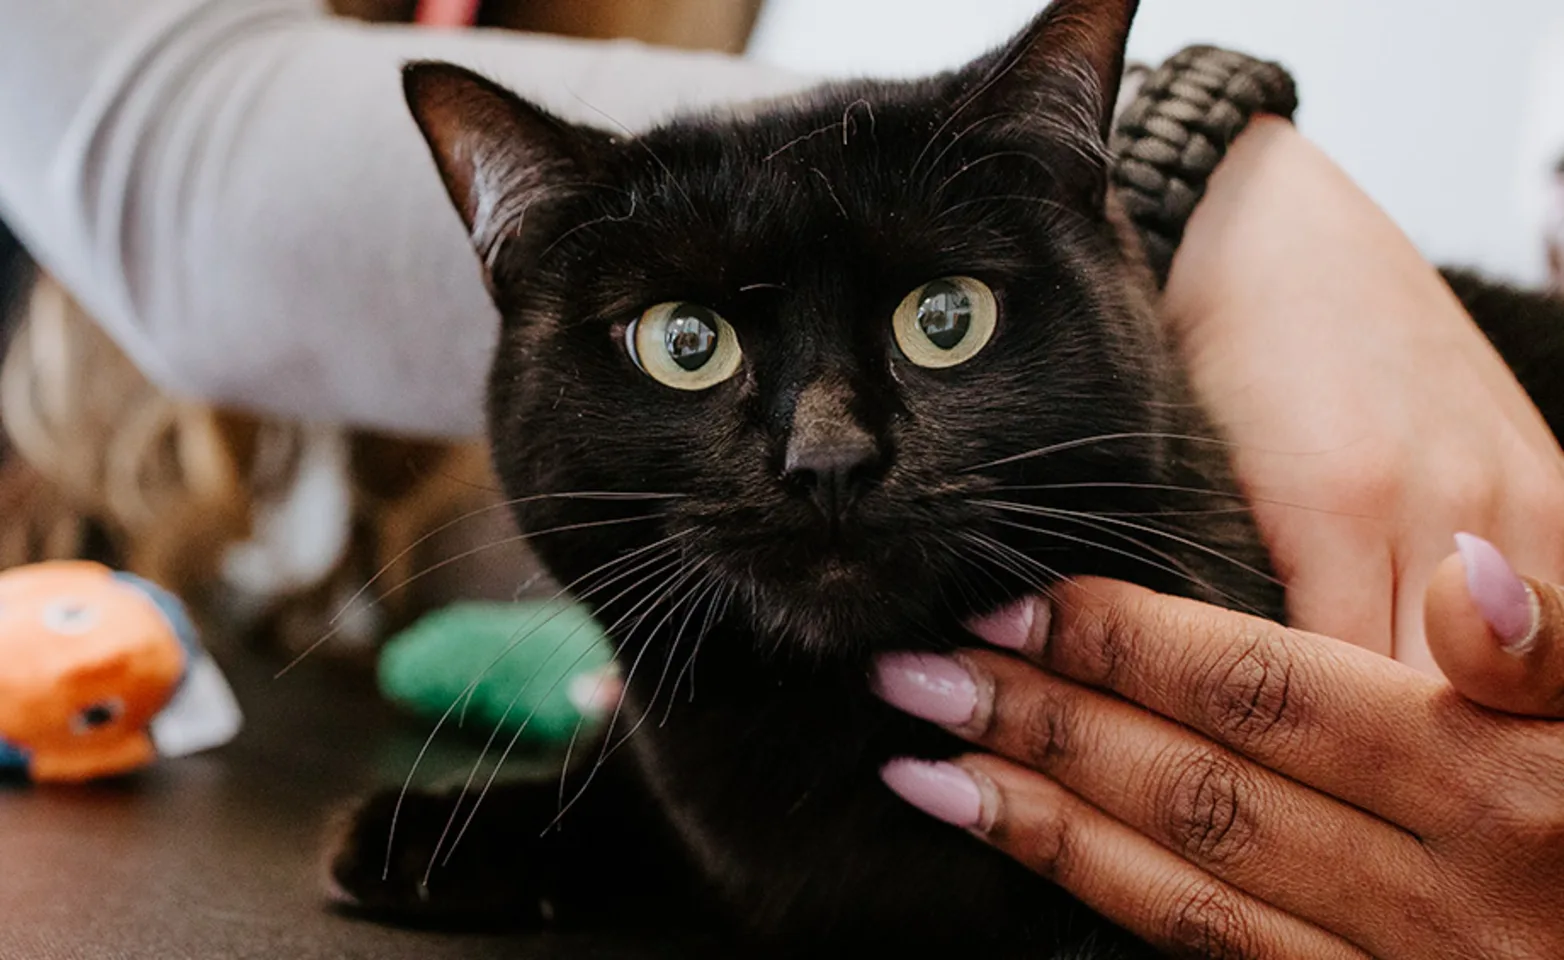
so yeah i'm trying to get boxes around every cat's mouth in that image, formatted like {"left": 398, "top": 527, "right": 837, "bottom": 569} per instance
{"left": 812, "top": 556, "right": 868, "bottom": 586}
{"left": 715, "top": 523, "right": 896, "bottom": 584}
{"left": 704, "top": 525, "right": 962, "bottom": 652}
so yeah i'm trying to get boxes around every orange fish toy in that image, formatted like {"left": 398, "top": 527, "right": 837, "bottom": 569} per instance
{"left": 0, "top": 562, "right": 242, "bottom": 782}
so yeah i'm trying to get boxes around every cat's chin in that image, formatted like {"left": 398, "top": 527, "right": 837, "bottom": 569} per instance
{"left": 733, "top": 559, "right": 944, "bottom": 658}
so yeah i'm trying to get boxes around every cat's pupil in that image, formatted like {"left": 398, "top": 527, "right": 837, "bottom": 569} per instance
{"left": 917, "top": 281, "right": 972, "bottom": 350}
{"left": 665, "top": 306, "right": 720, "bottom": 371}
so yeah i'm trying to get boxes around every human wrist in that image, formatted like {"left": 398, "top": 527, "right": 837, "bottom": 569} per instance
{"left": 1110, "top": 45, "right": 1298, "bottom": 286}
{"left": 1159, "top": 115, "right": 1318, "bottom": 326}
{"left": 1158, "top": 113, "right": 1435, "bottom": 345}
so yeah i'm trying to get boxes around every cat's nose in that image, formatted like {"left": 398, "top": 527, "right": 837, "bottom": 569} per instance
{"left": 782, "top": 426, "right": 882, "bottom": 522}
{"left": 782, "top": 379, "right": 885, "bottom": 523}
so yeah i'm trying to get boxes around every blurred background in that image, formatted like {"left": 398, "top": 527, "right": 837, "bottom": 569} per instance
{"left": 751, "top": 0, "right": 1564, "bottom": 285}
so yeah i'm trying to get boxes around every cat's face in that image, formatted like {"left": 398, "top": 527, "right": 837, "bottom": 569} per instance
{"left": 408, "top": 0, "right": 1177, "bottom": 655}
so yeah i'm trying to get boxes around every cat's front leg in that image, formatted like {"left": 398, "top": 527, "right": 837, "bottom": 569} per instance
{"left": 325, "top": 751, "right": 705, "bottom": 930}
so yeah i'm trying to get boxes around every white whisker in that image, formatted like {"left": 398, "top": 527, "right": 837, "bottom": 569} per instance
{"left": 961, "top": 431, "right": 1238, "bottom": 474}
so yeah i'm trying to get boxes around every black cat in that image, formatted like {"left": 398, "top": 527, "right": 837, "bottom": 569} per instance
{"left": 329, "top": 0, "right": 1564, "bottom": 955}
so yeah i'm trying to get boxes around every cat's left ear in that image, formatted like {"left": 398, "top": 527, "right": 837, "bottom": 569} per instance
{"left": 957, "top": 0, "right": 1138, "bottom": 204}
{"left": 403, "top": 62, "right": 606, "bottom": 270}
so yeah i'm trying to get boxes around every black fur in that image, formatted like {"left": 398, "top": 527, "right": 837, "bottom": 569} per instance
{"left": 331, "top": 1, "right": 1564, "bottom": 956}
{"left": 1443, "top": 267, "right": 1564, "bottom": 439}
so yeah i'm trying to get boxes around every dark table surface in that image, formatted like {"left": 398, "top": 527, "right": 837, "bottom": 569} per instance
{"left": 0, "top": 641, "right": 687, "bottom": 960}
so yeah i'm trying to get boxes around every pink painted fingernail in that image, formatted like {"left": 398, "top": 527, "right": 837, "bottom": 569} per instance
{"left": 1454, "top": 533, "right": 1540, "bottom": 655}
{"left": 880, "top": 758, "right": 983, "bottom": 828}
{"left": 871, "top": 653, "right": 978, "bottom": 726}
{"left": 969, "top": 597, "right": 1045, "bottom": 653}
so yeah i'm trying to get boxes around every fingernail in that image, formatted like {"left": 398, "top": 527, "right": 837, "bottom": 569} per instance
{"left": 880, "top": 758, "right": 983, "bottom": 828}
{"left": 1454, "top": 533, "right": 1540, "bottom": 655}
{"left": 970, "top": 597, "right": 1045, "bottom": 653}
{"left": 871, "top": 653, "right": 978, "bottom": 726}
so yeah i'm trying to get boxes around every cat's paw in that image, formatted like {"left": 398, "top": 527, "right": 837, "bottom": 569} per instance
{"left": 325, "top": 785, "right": 552, "bottom": 928}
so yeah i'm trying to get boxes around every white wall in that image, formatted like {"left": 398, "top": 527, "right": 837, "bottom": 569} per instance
{"left": 749, "top": 0, "right": 1564, "bottom": 284}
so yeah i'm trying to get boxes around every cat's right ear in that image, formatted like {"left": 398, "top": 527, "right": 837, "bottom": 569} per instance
{"left": 403, "top": 62, "right": 600, "bottom": 269}
{"left": 949, "top": 0, "right": 1138, "bottom": 210}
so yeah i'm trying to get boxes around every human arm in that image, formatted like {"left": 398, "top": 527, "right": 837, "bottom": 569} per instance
{"left": 1157, "top": 116, "right": 1564, "bottom": 669}
{"left": 0, "top": 0, "right": 809, "bottom": 436}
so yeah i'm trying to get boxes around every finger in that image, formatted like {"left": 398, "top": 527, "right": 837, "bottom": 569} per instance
{"left": 1425, "top": 533, "right": 1564, "bottom": 717}
{"left": 881, "top": 755, "right": 1371, "bottom": 960}
{"left": 899, "top": 647, "right": 1431, "bottom": 952}
{"left": 970, "top": 579, "right": 1461, "bottom": 832}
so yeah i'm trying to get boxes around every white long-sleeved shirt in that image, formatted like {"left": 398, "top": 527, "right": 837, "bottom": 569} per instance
{"left": 0, "top": 0, "right": 810, "bottom": 436}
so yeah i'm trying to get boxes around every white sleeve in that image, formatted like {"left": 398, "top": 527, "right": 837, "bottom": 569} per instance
{"left": 0, "top": 0, "right": 812, "bottom": 436}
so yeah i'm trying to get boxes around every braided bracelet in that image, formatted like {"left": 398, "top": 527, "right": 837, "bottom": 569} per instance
{"left": 1111, "top": 46, "right": 1300, "bottom": 287}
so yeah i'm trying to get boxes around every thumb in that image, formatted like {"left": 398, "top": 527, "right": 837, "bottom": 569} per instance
{"left": 1424, "top": 532, "right": 1564, "bottom": 717}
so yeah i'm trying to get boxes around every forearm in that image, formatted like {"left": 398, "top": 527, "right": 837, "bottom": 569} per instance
{"left": 1161, "top": 118, "right": 1436, "bottom": 355}
{"left": 1162, "top": 117, "right": 1555, "bottom": 470}
{"left": 0, "top": 0, "right": 810, "bottom": 435}
{"left": 1156, "top": 115, "right": 1564, "bottom": 666}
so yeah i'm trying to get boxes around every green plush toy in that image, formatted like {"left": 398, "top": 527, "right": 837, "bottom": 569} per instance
{"left": 377, "top": 601, "right": 615, "bottom": 746}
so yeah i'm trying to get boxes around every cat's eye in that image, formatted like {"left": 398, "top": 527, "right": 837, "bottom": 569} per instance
{"left": 625, "top": 302, "right": 743, "bottom": 391}
{"left": 892, "top": 277, "right": 997, "bottom": 369}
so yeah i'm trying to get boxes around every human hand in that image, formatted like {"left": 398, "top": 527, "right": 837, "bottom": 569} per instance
{"left": 1160, "top": 117, "right": 1564, "bottom": 672}
{"left": 871, "top": 564, "right": 1564, "bottom": 958}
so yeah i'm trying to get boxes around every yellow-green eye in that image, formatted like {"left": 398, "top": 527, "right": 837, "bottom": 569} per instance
{"left": 892, "top": 276, "right": 997, "bottom": 368}
{"left": 625, "top": 302, "right": 743, "bottom": 391}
